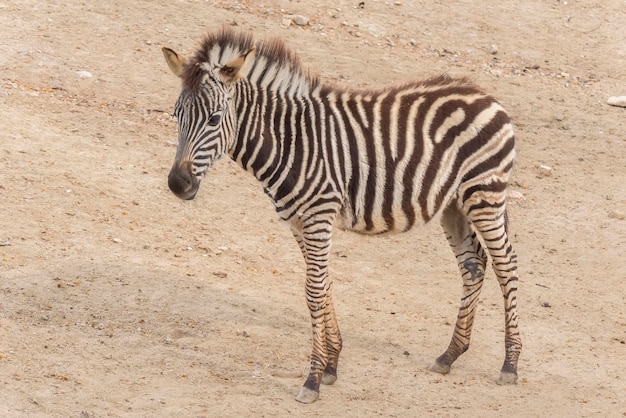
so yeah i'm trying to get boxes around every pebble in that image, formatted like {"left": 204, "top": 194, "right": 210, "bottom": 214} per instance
{"left": 358, "top": 22, "right": 386, "bottom": 37}
{"left": 608, "top": 210, "right": 625, "bottom": 220}
{"left": 490, "top": 44, "right": 498, "bottom": 55}
{"left": 537, "top": 164, "right": 553, "bottom": 177}
{"left": 77, "top": 70, "right": 92, "bottom": 78}
{"left": 507, "top": 190, "right": 526, "bottom": 200}
{"left": 283, "top": 14, "right": 309, "bottom": 26}
{"left": 607, "top": 96, "right": 626, "bottom": 108}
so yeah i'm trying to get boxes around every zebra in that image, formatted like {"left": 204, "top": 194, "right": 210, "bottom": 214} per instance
{"left": 162, "top": 27, "right": 522, "bottom": 403}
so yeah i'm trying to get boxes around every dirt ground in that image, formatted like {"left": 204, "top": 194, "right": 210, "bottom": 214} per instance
{"left": 0, "top": 0, "right": 624, "bottom": 416}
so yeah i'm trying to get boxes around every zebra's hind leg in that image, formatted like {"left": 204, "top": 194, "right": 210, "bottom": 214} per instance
{"left": 431, "top": 204, "right": 488, "bottom": 375}
{"left": 464, "top": 190, "right": 522, "bottom": 384}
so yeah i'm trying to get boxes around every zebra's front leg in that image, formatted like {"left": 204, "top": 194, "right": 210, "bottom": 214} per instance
{"left": 291, "top": 217, "right": 340, "bottom": 403}
{"left": 296, "top": 278, "right": 331, "bottom": 404}
{"left": 321, "top": 287, "right": 342, "bottom": 386}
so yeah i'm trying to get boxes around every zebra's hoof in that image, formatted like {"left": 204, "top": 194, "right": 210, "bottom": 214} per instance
{"left": 429, "top": 361, "right": 451, "bottom": 375}
{"left": 321, "top": 372, "right": 337, "bottom": 385}
{"left": 295, "top": 386, "right": 319, "bottom": 403}
{"left": 496, "top": 371, "right": 518, "bottom": 385}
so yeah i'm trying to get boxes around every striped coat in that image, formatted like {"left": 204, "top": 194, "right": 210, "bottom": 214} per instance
{"left": 162, "top": 28, "right": 521, "bottom": 403}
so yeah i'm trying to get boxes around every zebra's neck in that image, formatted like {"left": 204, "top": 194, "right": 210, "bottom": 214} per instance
{"left": 246, "top": 54, "right": 314, "bottom": 97}
{"left": 226, "top": 43, "right": 321, "bottom": 199}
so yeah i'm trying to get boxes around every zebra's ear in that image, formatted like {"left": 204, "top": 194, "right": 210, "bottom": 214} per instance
{"left": 218, "top": 46, "right": 256, "bottom": 85}
{"left": 162, "top": 47, "right": 186, "bottom": 78}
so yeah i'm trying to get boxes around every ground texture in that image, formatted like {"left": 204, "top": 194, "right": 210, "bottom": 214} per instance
{"left": 1, "top": 0, "right": 625, "bottom": 416}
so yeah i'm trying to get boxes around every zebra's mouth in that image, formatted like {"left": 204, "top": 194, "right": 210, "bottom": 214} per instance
{"left": 179, "top": 187, "right": 199, "bottom": 200}
{"left": 168, "top": 161, "right": 201, "bottom": 200}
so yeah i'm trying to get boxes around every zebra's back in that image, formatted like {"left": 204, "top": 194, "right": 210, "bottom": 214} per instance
{"left": 325, "top": 76, "right": 515, "bottom": 234}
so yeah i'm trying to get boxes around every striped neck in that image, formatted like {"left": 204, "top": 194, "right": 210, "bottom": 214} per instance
{"left": 245, "top": 54, "right": 314, "bottom": 97}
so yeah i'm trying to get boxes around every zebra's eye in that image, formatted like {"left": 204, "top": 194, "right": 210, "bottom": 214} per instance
{"left": 208, "top": 113, "right": 221, "bottom": 126}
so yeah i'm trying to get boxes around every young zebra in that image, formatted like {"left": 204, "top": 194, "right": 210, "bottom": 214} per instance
{"left": 162, "top": 28, "right": 522, "bottom": 403}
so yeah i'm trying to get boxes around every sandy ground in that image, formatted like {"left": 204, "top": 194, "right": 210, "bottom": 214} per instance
{"left": 1, "top": 0, "right": 625, "bottom": 416}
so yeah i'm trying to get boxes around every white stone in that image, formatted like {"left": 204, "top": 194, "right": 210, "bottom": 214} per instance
{"left": 357, "top": 22, "right": 386, "bottom": 37}
{"left": 538, "top": 164, "right": 553, "bottom": 176}
{"left": 607, "top": 96, "right": 626, "bottom": 108}
{"left": 284, "top": 14, "right": 309, "bottom": 26}
{"left": 77, "top": 70, "right": 92, "bottom": 78}
{"left": 507, "top": 190, "right": 526, "bottom": 200}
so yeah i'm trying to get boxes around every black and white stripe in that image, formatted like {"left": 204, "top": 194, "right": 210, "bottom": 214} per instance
{"left": 163, "top": 28, "right": 522, "bottom": 403}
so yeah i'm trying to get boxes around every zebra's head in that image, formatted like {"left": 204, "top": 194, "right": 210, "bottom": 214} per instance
{"left": 162, "top": 45, "right": 255, "bottom": 200}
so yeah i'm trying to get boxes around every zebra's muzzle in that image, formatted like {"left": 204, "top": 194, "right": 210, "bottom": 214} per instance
{"left": 168, "top": 160, "right": 199, "bottom": 200}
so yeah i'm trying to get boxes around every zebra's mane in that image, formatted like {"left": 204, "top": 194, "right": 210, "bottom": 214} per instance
{"left": 183, "top": 27, "right": 319, "bottom": 94}
{"left": 182, "top": 28, "right": 483, "bottom": 99}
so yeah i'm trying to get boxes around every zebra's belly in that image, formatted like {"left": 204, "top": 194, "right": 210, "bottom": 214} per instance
{"left": 336, "top": 204, "right": 429, "bottom": 235}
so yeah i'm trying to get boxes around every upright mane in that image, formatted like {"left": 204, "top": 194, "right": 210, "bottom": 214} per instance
{"left": 183, "top": 27, "right": 319, "bottom": 94}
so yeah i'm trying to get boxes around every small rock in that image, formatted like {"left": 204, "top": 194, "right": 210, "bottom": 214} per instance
{"left": 490, "top": 44, "right": 498, "bottom": 55}
{"left": 212, "top": 271, "right": 228, "bottom": 278}
{"left": 364, "top": 22, "right": 387, "bottom": 37}
{"left": 214, "top": 245, "right": 229, "bottom": 255}
{"left": 284, "top": 14, "right": 309, "bottom": 26}
{"left": 112, "top": 238, "right": 122, "bottom": 243}
{"left": 607, "top": 96, "right": 626, "bottom": 108}
{"left": 608, "top": 210, "right": 625, "bottom": 220}
{"left": 77, "top": 70, "right": 92, "bottom": 78}
{"left": 507, "top": 190, "right": 526, "bottom": 201}
{"left": 537, "top": 164, "right": 553, "bottom": 177}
